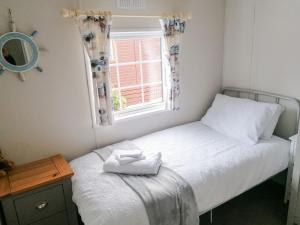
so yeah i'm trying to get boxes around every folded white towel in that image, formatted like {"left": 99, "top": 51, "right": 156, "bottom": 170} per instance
{"left": 115, "top": 154, "right": 146, "bottom": 165}
{"left": 112, "top": 150, "right": 145, "bottom": 165}
{"left": 103, "top": 152, "right": 162, "bottom": 175}
{"left": 115, "top": 155, "right": 142, "bottom": 165}
{"left": 119, "top": 150, "right": 143, "bottom": 159}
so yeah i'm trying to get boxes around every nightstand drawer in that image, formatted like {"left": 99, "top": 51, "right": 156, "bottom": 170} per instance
{"left": 14, "top": 185, "right": 66, "bottom": 225}
{"left": 30, "top": 212, "right": 68, "bottom": 225}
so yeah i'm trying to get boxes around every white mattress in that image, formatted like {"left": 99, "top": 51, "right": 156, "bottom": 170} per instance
{"left": 70, "top": 121, "right": 290, "bottom": 225}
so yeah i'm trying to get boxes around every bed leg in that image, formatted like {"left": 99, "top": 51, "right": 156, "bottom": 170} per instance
{"left": 210, "top": 210, "right": 213, "bottom": 224}
{"left": 285, "top": 135, "right": 297, "bottom": 204}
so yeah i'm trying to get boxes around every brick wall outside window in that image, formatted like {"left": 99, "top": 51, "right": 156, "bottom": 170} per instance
{"left": 110, "top": 34, "right": 164, "bottom": 112}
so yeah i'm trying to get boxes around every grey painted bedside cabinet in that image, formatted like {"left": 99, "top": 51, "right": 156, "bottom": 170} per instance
{"left": 0, "top": 154, "right": 78, "bottom": 225}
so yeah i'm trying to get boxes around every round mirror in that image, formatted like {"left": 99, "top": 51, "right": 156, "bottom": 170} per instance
{"left": 0, "top": 32, "right": 39, "bottom": 73}
{"left": 2, "top": 39, "right": 34, "bottom": 66}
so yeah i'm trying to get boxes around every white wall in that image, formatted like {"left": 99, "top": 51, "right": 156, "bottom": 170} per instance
{"left": 223, "top": 0, "right": 300, "bottom": 222}
{"left": 223, "top": 0, "right": 300, "bottom": 95}
{"left": 0, "top": 0, "right": 225, "bottom": 164}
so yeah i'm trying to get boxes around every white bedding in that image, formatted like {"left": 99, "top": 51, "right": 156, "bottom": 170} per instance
{"left": 70, "top": 121, "right": 290, "bottom": 225}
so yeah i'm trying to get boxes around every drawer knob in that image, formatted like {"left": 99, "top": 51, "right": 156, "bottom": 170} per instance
{"left": 35, "top": 201, "right": 48, "bottom": 211}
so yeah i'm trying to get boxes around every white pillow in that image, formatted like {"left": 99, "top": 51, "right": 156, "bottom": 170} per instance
{"left": 201, "top": 94, "right": 282, "bottom": 145}
{"left": 261, "top": 105, "right": 284, "bottom": 139}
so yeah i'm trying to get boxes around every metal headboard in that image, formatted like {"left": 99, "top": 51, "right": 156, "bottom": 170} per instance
{"left": 222, "top": 87, "right": 300, "bottom": 139}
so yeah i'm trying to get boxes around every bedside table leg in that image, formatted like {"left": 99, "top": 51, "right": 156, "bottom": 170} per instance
{"left": 63, "top": 180, "right": 79, "bottom": 225}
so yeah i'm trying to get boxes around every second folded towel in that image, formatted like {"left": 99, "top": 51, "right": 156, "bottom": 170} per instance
{"left": 118, "top": 149, "right": 143, "bottom": 159}
{"left": 114, "top": 150, "right": 146, "bottom": 165}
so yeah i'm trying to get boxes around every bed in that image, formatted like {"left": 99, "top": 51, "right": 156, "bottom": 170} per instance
{"left": 70, "top": 88, "right": 300, "bottom": 225}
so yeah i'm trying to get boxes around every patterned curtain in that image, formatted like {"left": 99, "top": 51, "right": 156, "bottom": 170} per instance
{"left": 79, "top": 13, "right": 113, "bottom": 125}
{"left": 160, "top": 17, "right": 186, "bottom": 111}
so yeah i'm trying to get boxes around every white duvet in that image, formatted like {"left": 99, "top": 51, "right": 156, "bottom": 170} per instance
{"left": 70, "top": 121, "right": 290, "bottom": 225}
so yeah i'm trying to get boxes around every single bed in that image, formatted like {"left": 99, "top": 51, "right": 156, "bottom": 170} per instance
{"left": 70, "top": 88, "right": 300, "bottom": 225}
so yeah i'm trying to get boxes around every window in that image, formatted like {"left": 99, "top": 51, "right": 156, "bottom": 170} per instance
{"left": 109, "top": 31, "right": 166, "bottom": 119}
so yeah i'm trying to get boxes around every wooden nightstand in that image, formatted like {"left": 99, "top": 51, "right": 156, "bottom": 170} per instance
{"left": 0, "top": 154, "right": 78, "bottom": 225}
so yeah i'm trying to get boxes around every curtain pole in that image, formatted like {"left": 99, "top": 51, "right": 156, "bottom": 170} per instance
{"left": 60, "top": 8, "right": 192, "bottom": 20}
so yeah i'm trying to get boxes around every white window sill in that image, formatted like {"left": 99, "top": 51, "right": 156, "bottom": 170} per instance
{"left": 114, "top": 104, "right": 167, "bottom": 123}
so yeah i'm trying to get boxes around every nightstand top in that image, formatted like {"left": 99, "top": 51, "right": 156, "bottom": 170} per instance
{"left": 0, "top": 154, "right": 74, "bottom": 197}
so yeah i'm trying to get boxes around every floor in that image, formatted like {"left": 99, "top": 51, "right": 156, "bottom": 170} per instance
{"left": 200, "top": 181, "right": 288, "bottom": 225}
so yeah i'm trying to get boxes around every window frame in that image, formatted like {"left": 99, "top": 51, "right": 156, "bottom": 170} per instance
{"left": 110, "top": 30, "right": 167, "bottom": 121}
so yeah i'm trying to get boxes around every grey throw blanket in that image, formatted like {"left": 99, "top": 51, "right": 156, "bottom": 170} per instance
{"left": 94, "top": 141, "right": 199, "bottom": 225}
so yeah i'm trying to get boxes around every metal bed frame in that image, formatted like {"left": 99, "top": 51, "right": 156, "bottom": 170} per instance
{"left": 76, "top": 87, "right": 300, "bottom": 225}
{"left": 199, "top": 87, "right": 300, "bottom": 225}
